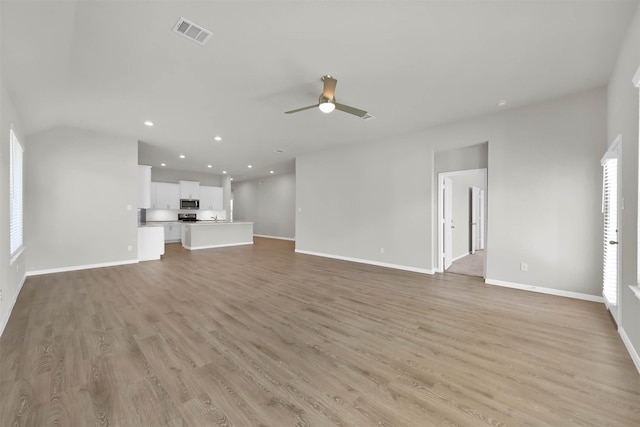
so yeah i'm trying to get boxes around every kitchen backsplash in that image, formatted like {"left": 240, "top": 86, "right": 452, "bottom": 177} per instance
{"left": 145, "top": 209, "right": 227, "bottom": 222}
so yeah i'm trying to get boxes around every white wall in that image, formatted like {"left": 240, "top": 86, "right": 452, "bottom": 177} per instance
{"left": 435, "top": 143, "right": 488, "bottom": 174}
{"left": 0, "top": 79, "right": 27, "bottom": 337}
{"left": 607, "top": 3, "right": 640, "bottom": 369}
{"left": 26, "top": 126, "right": 138, "bottom": 273}
{"left": 297, "top": 139, "right": 433, "bottom": 271}
{"left": 232, "top": 173, "right": 295, "bottom": 239}
{"left": 297, "top": 87, "right": 607, "bottom": 296}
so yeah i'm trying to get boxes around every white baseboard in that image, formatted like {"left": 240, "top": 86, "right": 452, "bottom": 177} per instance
{"left": 294, "top": 249, "right": 434, "bottom": 275}
{"left": 254, "top": 234, "right": 295, "bottom": 241}
{"left": 0, "top": 273, "right": 26, "bottom": 338}
{"left": 26, "top": 259, "right": 139, "bottom": 277}
{"left": 485, "top": 278, "right": 605, "bottom": 303}
{"left": 619, "top": 326, "right": 640, "bottom": 374}
{"left": 184, "top": 241, "right": 254, "bottom": 250}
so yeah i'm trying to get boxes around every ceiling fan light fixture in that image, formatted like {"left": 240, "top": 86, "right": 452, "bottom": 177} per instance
{"left": 319, "top": 101, "right": 335, "bottom": 113}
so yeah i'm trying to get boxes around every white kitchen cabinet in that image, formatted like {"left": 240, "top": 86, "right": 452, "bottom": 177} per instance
{"left": 153, "top": 182, "right": 180, "bottom": 209}
{"left": 137, "top": 165, "right": 152, "bottom": 208}
{"left": 163, "top": 223, "right": 182, "bottom": 242}
{"left": 200, "top": 186, "right": 223, "bottom": 210}
{"left": 150, "top": 182, "right": 157, "bottom": 209}
{"left": 179, "top": 180, "right": 200, "bottom": 199}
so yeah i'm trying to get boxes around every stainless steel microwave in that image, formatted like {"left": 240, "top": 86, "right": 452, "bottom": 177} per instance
{"left": 180, "top": 199, "right": 200, "bottom": 210}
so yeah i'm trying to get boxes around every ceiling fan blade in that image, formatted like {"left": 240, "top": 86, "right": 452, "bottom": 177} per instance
{"left": 335, "top": 103, "right": 368, "bottom": 117}
{"left": 285, "top": 104, "right": 319, "bottom": 114}
{"left": 322, "top": 75, "right": 337, "bottom": 100}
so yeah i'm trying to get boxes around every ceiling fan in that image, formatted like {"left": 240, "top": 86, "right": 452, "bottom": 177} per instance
{"left": 285, "top": 75, "right": 368, "bottom": 118}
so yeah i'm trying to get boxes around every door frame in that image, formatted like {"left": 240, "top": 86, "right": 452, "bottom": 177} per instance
{"left": 443, "top": 176, "right": 454, "bottom": 270}
{"left": 436, "top": 168, "right": 488, "bottom": 274}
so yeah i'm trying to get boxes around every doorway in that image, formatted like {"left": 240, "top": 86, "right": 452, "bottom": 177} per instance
{"left": 437, "top": 168, "right": 487, "bottom": 277}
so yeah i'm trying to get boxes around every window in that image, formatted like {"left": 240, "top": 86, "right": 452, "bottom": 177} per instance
{"left": 10, "top": 128, "right": 23, "bottom": 259}
{"left": 602, "top": 142, "right": 619, "bottom": 310}
{"left": 634, "top": 66, "right": 640, "bottom": 296}
{"left": 634, "top": 65, "right": 640, "bottom": 298}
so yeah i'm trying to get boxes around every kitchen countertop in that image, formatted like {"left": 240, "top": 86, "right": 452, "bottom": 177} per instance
{"left": 182, "top": 221, "right": 253, "bottom": 226}
{"left": 144, "top": 220, "right": 238, "bottom": 224}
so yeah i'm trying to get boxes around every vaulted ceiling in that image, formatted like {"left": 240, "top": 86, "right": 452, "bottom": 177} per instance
{"left": 2, "top": 0, "right": 637, "bottom": 180}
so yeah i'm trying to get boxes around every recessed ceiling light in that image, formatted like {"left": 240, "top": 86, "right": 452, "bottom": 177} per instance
{"left": 222, "top": 170, "right": 227, "bottom": 174}
{"left": 247, "top": 165, "right": 252, "bottom": 168}
{"left": 270, "top": 170, "right": 274, "bottom": 174}
{"left": 214, "top": 136, "right": 222, "bottom": 141}
{"left": 207, "top": 164, "right": 212, "bottom": 168}
{"left": 179, "top": 154, "right": 186, "bottom": 159}
{"left": 144, "top": 121, "right": 154, "bottom": 127}
{"left": 230, "top": 178, "right": 234, "bottom": 181}
{"left": 497, "top": 99, "right": 508, "bottom": 107}
{"left": 161, "top": 163, "right": 166, "bottom": 167}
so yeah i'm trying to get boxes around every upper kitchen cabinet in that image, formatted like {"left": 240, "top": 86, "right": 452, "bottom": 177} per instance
{"left": 179, "top": 180, "right": 200, "bottom": 199}
{"left": 153, "top": 182, "right": 180, "bottom": 210}
{"left": 200, "top": 186, "right": 223, "bottom": 210}
{"left": 137, "top": 165, "right": 152, "bottom": 208}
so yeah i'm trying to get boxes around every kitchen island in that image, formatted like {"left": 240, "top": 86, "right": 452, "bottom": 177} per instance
{"left": 181, "top": 221, "right": 253, "bottom": 250}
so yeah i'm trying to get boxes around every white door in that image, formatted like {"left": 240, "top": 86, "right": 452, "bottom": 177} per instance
{"left": 601, "top": 137, "right": 621, "bottom": 322}
{"left": 443, "top": 177, "right": 453, "bottom": 269}
{"left": 470, "top": 186, "right": 485, "bottom": 254}
{"left": 479, "top": 189, "right": 485, "bottom": 250}
{"left": 471, "top": 186, "right": 479, "bottom": 254}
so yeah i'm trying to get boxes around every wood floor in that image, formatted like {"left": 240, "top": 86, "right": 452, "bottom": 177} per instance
{"left": 1, "top": 238, "right": 639, "bottom": 426}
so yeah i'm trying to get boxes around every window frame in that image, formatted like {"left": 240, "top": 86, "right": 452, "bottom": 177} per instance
{"left": 633, "top": 65, "right": 640, "bottom": 297}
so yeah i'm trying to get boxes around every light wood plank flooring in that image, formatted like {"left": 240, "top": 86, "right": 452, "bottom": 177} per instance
{"left": 1, "top": 237, "right": 639, "bottom": 426}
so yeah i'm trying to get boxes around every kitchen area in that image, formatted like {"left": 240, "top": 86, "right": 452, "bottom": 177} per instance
{"left": 137, "top": 165, "right": 253, "bottom": 260}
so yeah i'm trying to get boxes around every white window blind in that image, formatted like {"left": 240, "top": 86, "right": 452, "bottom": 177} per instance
{"left": 602, "top": 155, "right": 618, "bottom": 306}
{"left": 10, "top": 128, "right": 23, "bottom": 257}
{"left": 634, "top": 67, "right": 640, "bottom": 289}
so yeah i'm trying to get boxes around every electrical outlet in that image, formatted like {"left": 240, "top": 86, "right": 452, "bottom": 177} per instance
{"left": 380, "top": 247, "right": 385, "bottom": 254}
{"left": 127, "top": 245, "right": 133, "bottom": 252}
{"left": 0, "top": 289, "right": 3, "bottom": 302}
{"left": 520, "top": 262, "right": 528, "bottom": 272}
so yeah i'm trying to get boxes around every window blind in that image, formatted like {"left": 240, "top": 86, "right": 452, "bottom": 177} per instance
{"left": 602, "top": 157, "right": 618, "bottom": 306}
{"left": 10, "top": 129, "right": 23, "bottom": 257}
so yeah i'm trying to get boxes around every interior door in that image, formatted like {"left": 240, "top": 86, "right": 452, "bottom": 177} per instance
{"left": 443, "top": 177, "right": 453, "bottom": 269}
{"left": 470, "top": 186, "right": 485, "bottom": 254}
{"left": 470, "top": 186, "right": 480, "bottom": 254}
{"left": 479, "top": 189, "right": 485, "bottom": 250}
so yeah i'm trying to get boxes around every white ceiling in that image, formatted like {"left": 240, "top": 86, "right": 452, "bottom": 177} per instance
{"left": 2, "top": 0, "right": 638, "bottom": 181}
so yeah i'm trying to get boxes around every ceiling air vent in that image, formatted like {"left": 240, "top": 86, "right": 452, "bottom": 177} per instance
{"left": 173, "top": 17, "right": 212, "bottom": 45}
